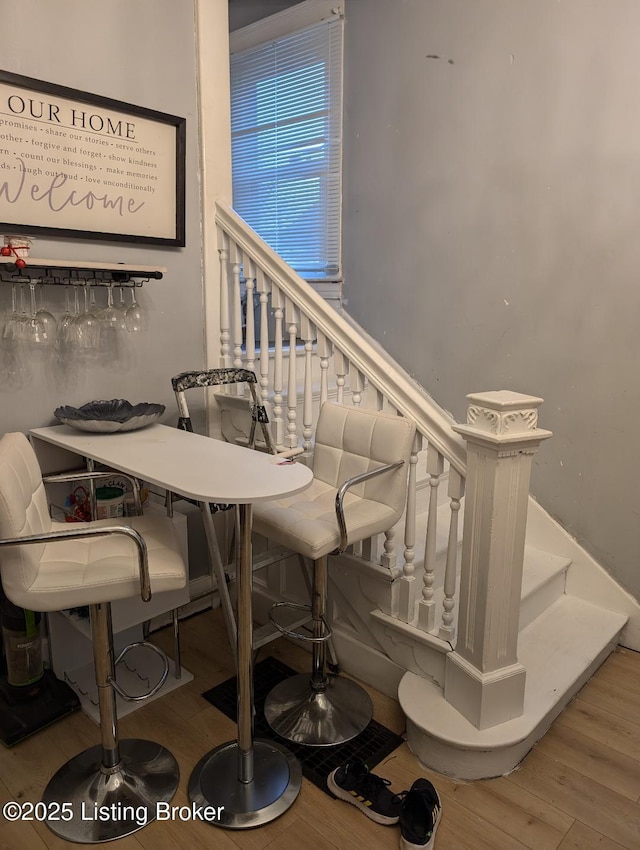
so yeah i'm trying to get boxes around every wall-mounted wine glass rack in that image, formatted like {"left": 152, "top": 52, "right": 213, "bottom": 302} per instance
{"left": 0, "top": 257, "right": 165, "bottom": 286}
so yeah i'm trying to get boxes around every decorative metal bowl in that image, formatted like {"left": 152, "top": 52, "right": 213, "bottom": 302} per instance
{"left": 54, "top": 399, "right": 166, "bottom": 433}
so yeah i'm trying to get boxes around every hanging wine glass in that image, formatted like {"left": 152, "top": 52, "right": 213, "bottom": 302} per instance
{"left": 56, "top": 284, "right": 75, "bottom": 347}
{"left": 125, "top": 286, "right": 148, "bottom": 332}
{"left": 0, "top": 282, "right": 32, "bottom": 390}
{"left": 2, "top": 282, "right": 21, "bottom": 341}
{"left": 11, "top": 283, "right": 32, "bottom": 341}
{"left": 98, "top": 284, "right": 127, "bottom": 331}
{"left": 34, "top": 283, "right": 57, "bottom": 344}
{"left": 116, "top": 285, "right": 129, "bottom": 317}
{"left": 23, "top": 281, "right": 48, "bottom": 346}
{"left": 71, "top": 282, "right": 101, "bottom": 349}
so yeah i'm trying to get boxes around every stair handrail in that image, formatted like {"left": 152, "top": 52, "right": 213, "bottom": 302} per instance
{"left": 215, "top": 198, "right": 467, "bottom": 474}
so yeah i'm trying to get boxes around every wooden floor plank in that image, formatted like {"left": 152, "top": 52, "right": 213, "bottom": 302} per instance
{"left": 1, "top": 610, "right": 639, "bottom": 849}
{"left": 535, "top": 721, "right": 640, "bottom": 801}
{"left": 379, "top": 745, "right": 572, "bottom": 850}
{"left": 552, "top": 697, "right": 640, "bottom": 762}
{"left": 557, "top": 819, "right": 628, "bottom": 850}
{"left": 590, "top": 648, "right": 640, "bottom": 699}
{"left": 263, "top": 815, "right": 339, "bottom": 850}
{"left": 0, "top": 778, "right": 49, "bottom": 850}
{"left": 575, "top": 674, "right": 640, "bottom": 724}
{"left": 507, "top": 749, "right": 640, "bottom": 850}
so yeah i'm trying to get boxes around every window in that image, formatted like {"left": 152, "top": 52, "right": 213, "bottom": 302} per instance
{"left": 230, "top": 2, "right": 344, "bottom": 282}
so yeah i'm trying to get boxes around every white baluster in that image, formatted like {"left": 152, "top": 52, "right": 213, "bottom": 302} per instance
{"left": 243, "top": 254, "right": 256, "bottom": 376}
{"left": 418, "top": 445, "right": 444, "bottom": 632}
{"left": 380, "top": 525, "right": 397, "bottom": 570}
{"left": 231, "top": 242, "right": 243, "bottom": 372}
{"left": 398, "top": 432, "right": 423, "bottom": 623}
{"left": 439, "top": 468, "right": 464, "bottom": 642}
{"left": 300, "top": 314, "right": 316, "bottom": 452}
{"left": 285, "top": 299, "right": 299, "bottom": 448}
{"left": 271, "top": 286, "right": 285, "bottom": 449}
{"left": 317, "top": 331, "right": 332, "bottom": 408}
{"left": 361, "top": 535, "right": 378, "bottom": 564}
{"left": 351, "top": 368, "right": 365, "bottom": 407}
{"left": 217, "top": 228, "right": 231, "bottom": 368}
{"left": 334, "top": 349, "right": 348, "bottom": 404}
{"left": 256, "top": 269, "right": 271, "bottom": 405}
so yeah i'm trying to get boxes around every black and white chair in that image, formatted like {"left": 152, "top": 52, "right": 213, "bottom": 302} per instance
{"left": 169, "top": 367, "right": 308, "bottom": 660}
{"left": 253, "top": 402, "right": 416, "bottom": 746}
{"left": 0, "top": 432, "right": 187, "bottom": 843}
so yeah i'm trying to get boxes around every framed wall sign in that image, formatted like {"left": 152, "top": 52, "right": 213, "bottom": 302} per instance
{"left": 0, "top": 70, "right": 186, "bottom": 246}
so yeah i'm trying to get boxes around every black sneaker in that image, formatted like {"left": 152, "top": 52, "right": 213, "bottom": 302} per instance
{"left": 327, "top": 758, "right": 402, "bottom": 825}
{"left": 398, "top": 778, "right": 442, "bottom": 849}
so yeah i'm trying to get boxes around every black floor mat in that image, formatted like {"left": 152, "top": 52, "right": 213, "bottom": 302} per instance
{"left": 202, "top": 656, "right": 404, "bottom": 795}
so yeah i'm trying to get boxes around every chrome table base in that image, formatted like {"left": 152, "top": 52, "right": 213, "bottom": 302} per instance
{"left": 42, "top": 739, "right": 179, "bottom": 844}
{"left": 189, "top": 505, "right": 301, "bottom": 830}
{"left": 189, "top": 738, "right": 301, "bottom": 829}
{"left": 264, "top": 673, "right": 373, "bottom": 746}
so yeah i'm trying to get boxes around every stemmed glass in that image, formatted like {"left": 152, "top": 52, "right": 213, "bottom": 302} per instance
{"left": 34, "top": 284, "right": 57, "bottom": 343}
{"left": 125, "top": 287, "right": 147, "bottom": 332}
{"left": 71, "top": 282, "right": 101, "bottom": 349}
{"left": 116, "top": 286, "right": 129, "bottom": 317}
{"left": 56, "top": 285, "right": 75, "bottom": 348}
{"left": 1, "top": 283, "right": 39, "bottom": 389}
{"left": 98, "top": 284, "right": 127, "bottom": 331}
{"left": 21, "top": 281, "right": 49, "bottom": 346}
{"left": 2, "top": 282, "right": 21, "bottom": 341}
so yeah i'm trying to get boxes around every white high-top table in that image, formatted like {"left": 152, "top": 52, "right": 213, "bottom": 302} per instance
{"left": 30, "top": 423, "right": 313, "bottom": 829}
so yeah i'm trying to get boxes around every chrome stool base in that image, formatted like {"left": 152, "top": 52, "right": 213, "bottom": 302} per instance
{"left": 42, "top": 738, "right": 179, "bottom": 844}
{"left": 188, "top": 738, "right": 301, "bottom": 829}
{"left": 264, "top": 673, "right": 373, "bottom": 746}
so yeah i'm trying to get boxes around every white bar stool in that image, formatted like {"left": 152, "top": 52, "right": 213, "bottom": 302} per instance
{"left": 0, "top": 432, "right": 188, "bottom": 843}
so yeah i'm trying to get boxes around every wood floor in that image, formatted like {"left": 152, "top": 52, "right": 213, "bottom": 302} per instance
{"left": 1, "top": 608, "right": 639, "bottom": 850}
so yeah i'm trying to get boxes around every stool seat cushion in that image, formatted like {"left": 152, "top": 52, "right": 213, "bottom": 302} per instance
{"left": 4, "top": 513, "right": 186, "bottom": 612}
{"left": 0, "top": 431, "right": 186, "bottom": 613}
{"left": 253, "top": 403, "right": 415, "bottom": 561}
{"left": 253, "top": 477, "right": 398, "bottom": 561}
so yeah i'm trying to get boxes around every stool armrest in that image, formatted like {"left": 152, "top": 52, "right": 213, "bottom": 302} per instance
{"left": 0, "top": 525, "right": 151, "bottom": 602}
{"left": 334, "top": 460, "right": 405, "bottom": 554}
{"left": 43, "top": 470, "right": 142, "bottom": 515}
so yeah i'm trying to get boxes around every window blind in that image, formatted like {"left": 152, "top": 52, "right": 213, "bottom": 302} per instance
{"left": 230, "top": 16, "right": 343, "bottom": 281}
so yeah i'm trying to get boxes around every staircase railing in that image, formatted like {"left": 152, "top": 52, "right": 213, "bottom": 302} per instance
{"left": 215, "top": 199, "right": 465, "bottom": 642}
{"left": 214, "top": 200, "right": 552, "bottom": 730}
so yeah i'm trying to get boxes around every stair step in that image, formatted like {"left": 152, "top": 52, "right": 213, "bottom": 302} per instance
{"left": 399, "top": 594, "right": 628, "bottom": 780}
{"left": 519, "top": 545, "right": 571, "bottom": 630}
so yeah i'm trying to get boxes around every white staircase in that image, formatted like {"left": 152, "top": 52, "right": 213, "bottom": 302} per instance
{"left": 395, "top": 524, "right": 628, "bottom": 779}
{"left": 211, "top": 199, "right": 639, "bottom": 780}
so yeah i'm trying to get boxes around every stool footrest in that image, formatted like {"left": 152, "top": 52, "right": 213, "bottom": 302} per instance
{"left": 110, "top": 641, "right": 169, "bottom": 701}
{"left": 268, "top": 601, "right": 333, "bottom": 643}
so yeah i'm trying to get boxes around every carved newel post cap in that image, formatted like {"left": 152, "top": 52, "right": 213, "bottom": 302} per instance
{"left": 453, "top": 390, "right": 552, "bottom": 443}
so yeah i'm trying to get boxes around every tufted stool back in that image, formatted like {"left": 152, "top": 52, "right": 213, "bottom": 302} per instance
{"left": 253, "top": 402, "right": 416, "bottom": 560}
{"left": 0, "top": 432, "right": 53, "bottom": 601}
{"left": 312, "top": 402, "right": 415, "bottom": 519}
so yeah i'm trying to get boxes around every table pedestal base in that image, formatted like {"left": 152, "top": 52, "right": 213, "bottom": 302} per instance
{"left": 264, "top": 673, "right": 373, "bottom": 746}
{"left": 188, "top": 738, "right": 301, "bottom": 829}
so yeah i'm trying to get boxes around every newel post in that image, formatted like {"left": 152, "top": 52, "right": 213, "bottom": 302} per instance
{"left": 444, "top": 391, "right": 552, "bottom": 729}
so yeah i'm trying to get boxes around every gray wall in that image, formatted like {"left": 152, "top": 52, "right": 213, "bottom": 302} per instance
{"left": 342, "top": 0, "right": 640, "bottom": 599}
{"left": 1, "top": 0, "right": 205, "bottom": 434}
{"left": 229, "top": 0, "right": 298, "bottom": 30}
{"left": 229, "top": 0, "right": 640, "bottom": 601}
